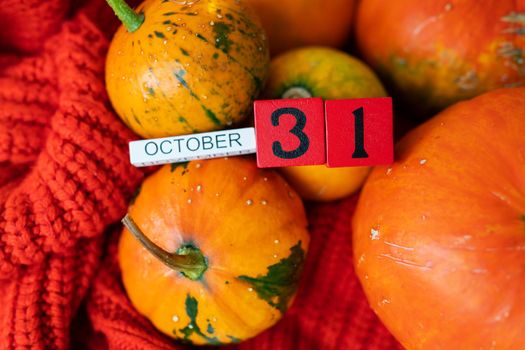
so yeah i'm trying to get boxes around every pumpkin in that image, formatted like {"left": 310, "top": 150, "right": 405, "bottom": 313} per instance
{"left": 263, "top": 47, "right": 386, "bottom": 201}
{"left": 279, "top": 165, "right": 372, "bottom": 202}
{"left": 246, "top": 0, "right": 355, "bottom": 55}
{"left": 352, "top": 87, "right": 525, "bottom": 349}
{"left": 356, "top": 0, "right": 525, "bottom": 114}
{"left": 105, "top": 0, "right": 269, "bottom": 138}
{"left": 119, "top": 157, "right": 309, "bottom": 345}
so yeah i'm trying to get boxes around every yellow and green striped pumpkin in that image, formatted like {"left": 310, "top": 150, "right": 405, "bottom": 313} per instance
{"left": 106, "top": 0, "right": 269, "bottom": 138}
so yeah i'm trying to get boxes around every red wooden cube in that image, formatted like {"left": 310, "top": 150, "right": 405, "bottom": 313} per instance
{"left": 325, "top": 97, "right": 393, "bottom": 167}
{"left": 254, "top": 98, "right": 325, "bottom": 168}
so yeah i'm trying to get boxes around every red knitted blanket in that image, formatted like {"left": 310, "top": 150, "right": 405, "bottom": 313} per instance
{"left": 0, "top": 1, "right": 401, "bottom": 348}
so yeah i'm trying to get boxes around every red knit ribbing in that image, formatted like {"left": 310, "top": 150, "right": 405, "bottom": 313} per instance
{"left": 0, "top": 0, "right": 69, "bottom": 53}
{"left": 0, "top": 4, "right": 143, "bottom": 349}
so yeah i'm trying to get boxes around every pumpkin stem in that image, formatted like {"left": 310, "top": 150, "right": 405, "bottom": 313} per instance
{"left": 282, "top": 87, "right": 313, "bottom": 99}
{"left": 122, "top": 214, "right": 208, "bottom": 281}
{"left": 106, "top": 0, "right": 144, "bottom": 33}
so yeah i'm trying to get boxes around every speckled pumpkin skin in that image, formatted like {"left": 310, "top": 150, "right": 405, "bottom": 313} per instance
{"left": 263, "top": 47, "right": 386, "bottom": 201}
{"left": 106, "top": 0, "right": 269, "bottom": 138}
{"left": 356, "top": 0, "right": 525, "bottom": 113}
{"left": 119, "top": 157, "right": 309, "bottom": 345}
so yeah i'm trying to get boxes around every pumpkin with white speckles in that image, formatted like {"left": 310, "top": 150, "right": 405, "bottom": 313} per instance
{"left": 119, "top": 157, "right": 309, "bottom": 345}
{"left": 356, "top": 0, "right": 525, "bottom": 115}
{"left": 105, "top": 0, "right": 269, "bottom": 138}
{"left": 353, "top": 87, "right": 525, "bottom": 349}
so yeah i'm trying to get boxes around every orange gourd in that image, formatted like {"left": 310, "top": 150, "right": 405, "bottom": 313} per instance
{"left": 356, "top": 0, "right": 525, "bottom": 114}
{"left": 353, "top": 87, "right": 525, "bottom": 349}
{"left": 105, "top": 0, "right": 269, "bottom": 138}
{"left": 119, "top": 157, "right": 309, "bottom": 345}
{"left": 246, "top": 0, "right": 355, "bottom": 55}
{"left": 263, "top": 47, "right": 386, "bottom": 201}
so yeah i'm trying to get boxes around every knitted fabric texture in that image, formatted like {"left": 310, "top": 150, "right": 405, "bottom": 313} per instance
{"left": 0, "top": 1, "right": 400, "bottom": 349}
{"left": 0, "top": 1, "right": 143, "bottom": 349}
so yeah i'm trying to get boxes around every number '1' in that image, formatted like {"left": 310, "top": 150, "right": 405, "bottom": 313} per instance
{"left": 352, "top": 107, "right": 368, "bottom": 158}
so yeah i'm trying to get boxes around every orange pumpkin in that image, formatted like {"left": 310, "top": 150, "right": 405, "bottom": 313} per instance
{"left": 246, "top": 0, "right": 355, "bottom": 55}
{"left": 105, "top": 0, "right": 269, "bottom": 138}
{"left": 353, "top": 87, "right": 525, "bottom": 349}
{"left": 263, "top": 47, "right": 386, "bottom": 201}
{"left": 119, "top": 157, "right": 309, "bottom": 345}
{"left": 356, "top": 0, "right": 525, "bottom": 114}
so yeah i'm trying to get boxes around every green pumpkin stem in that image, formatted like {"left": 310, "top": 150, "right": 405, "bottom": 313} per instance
{"left": 106, "top": 0, "right": 144, "bottom": 32}
{"left": 122, "top": 214, "right": 208, "bottom": 281}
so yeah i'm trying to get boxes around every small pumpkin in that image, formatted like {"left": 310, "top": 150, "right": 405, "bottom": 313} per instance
{"left": 105, "top": 0, "right": 269, "bottom": 138}
{"left": 356, "top": 0, "right": 525, "bottom": 114}
{"left": 246, "top": 0, "right": 355, "bottom": 55}
{"left": 119, "top": 157, "right": 309, "bottom": 345}
{"left": 353, "top": 87, "right": 525, "bottom": 349}
{"left": 263, "top": 47, "right": 386, "bottom": 201}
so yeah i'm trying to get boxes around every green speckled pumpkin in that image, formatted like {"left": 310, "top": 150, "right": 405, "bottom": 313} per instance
{"left": 106, "top": 0, "right": 269, "bottom": 138}
{"left": 119, "top": 158, "right": 309, "bottom": 345}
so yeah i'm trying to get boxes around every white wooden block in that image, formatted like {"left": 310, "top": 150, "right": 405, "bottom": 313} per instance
{"left": 129, "top": 127, "right": 257, "bottom": 167}
{"left": 129, "top": 128, "right": 256, "bottom": 167}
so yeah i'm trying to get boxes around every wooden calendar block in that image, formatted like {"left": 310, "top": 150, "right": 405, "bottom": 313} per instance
{"left": 129, "top": 128, "right": 256, "bottom": 167}
{"left": 325, "top": 97, "right": 393, "bottom": 167}
{"left": 254, "top": 98, "right": 325, "bottom": 168}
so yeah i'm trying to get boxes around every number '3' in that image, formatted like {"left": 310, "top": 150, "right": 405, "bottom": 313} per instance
{"left": 271, "top": 107, "right": 310, "bottom": 159}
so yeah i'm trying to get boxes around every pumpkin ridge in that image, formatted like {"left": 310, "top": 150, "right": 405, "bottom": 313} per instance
{"left": 216, "top": 7, "right": 269, "bottom": 59}
{"left": 177, "top": 24, "right": 264, "bottom": 92}
{"left": 172, "top": 69, "right": 222, "bottom": 126}
{"left": 166, "top": 23, "right": 264, "bottom": 97}
{"left": 129, "top": 43, "right": 192, "bottom": 132}
{"left": 202, "top": 274, "right": 260, "bottom": 332}
{"left": 144, "top": 65, "right": 196, "bottom": 132}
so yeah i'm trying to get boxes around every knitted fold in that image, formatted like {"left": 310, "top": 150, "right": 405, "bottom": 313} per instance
{"left": 0, "top": 4, "right": 143, "bottom": 349}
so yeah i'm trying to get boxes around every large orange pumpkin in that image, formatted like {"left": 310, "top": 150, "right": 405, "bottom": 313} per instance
{"left": 105, "top": 0, "right": 269, "bottom": 138}
{"left": 246, "top": 0, "right": 355, "bottom": 55}
{"left": 119, "top": 157, "right": 309, "bottom": 345}
{"left": 356, "top": 0, "right": 525, "bottom": 114}
{"left": 353, "top": 87, "right": 525, "bottom": 349}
